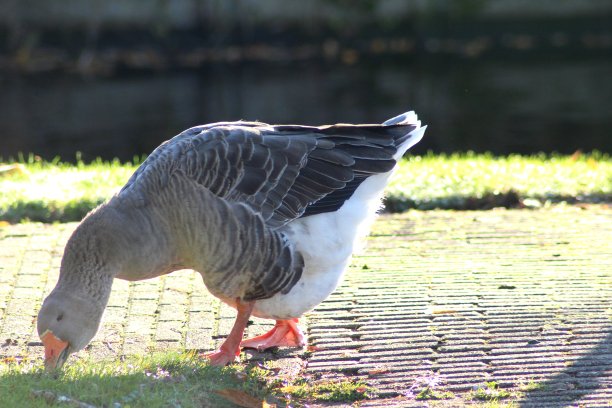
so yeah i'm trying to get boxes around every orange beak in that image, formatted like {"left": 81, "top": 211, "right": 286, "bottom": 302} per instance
{"left": 41, "top": 330, "right": 69, "bottom": 370}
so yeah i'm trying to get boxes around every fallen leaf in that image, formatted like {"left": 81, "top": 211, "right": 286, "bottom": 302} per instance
{"left": 307, "top": 345, "right": 323, "bottom": 352}
{"left": 267, "top": 366, "right": 281, "bottom": 374}
{"left": 214, "top": 388, "right": 271, "bottom": 408}
{"left": 0, "top": 164, "right": 28, "bottom": 177}
{"left": 426, "top": 307, "right": 457, "bottom": 315}
{"left": 498, "top": 285, "right": 516, "bottom": 290}
{"left": 367, "top": 368, "right": 390, "bottom": 376}
{"left": 570, "top": 150, "right": 582, "bottom": 161}
{"left": 433, "top": 309, "right": 457, "bottom": 315}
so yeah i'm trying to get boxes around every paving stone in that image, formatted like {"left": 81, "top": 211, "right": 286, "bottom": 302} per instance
{"left": 304, "top": 206, "right": 612, "bottom": 407}
{"left": 124, "top": 315, "right": 156, "bottom": 334}
{"left": 156, "top": 321, "right": 184, "bottom": 342}
{"left": 185, "top": 328, "right": 213, "bottom": 350}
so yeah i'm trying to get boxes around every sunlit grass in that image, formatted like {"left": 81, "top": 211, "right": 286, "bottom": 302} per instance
{"left": 1, "top": 152, "right": 610, "bottom": 223}
{"left": 0, "top": 156, "right": 137, "bottom": 223}
{"left": 280, "top": 377, "right": 375, "bottom": 402}
{"left": 0, "top": 352, "right": 372, "bottom": 407}
{"left": 468, "top": 381, "right": 512, "bottom": 402}
{"left": 387, "top": 152, "right": 611, "bottom": 210}
{"left": 0, "top": 352, "right": 269, "bottom": 407}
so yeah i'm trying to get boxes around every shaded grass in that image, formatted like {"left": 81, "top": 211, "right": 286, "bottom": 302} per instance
{"left": 1, "top": 152, "right": 610, "bottom": 223}
{"left": 517, "top": 379, "right": 548, "bottom": 392}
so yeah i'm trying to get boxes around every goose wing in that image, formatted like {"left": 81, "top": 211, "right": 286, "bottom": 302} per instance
{"left": 122, "top": 120, "right": 416, "bottom": 229}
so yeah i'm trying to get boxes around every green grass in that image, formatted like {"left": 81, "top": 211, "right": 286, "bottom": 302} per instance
{"left": 386, "top": 152, "right": 611, "bottom": 211}
{"left": 468, "top": 402, "right": 518, "bottom": 408}
{"left": 0, "top": 352, "right": 268, "bottom": 407}
{"left": 0, "top": 352, "right": 374, "bottom": 407}
{"left": 518, "top": 379, "right": 547, "bottom": 392}
{"left": 415, "top": 386, "right": 455, "bottom": 400}
{"left": 1, "top": 152, "right": 610, "bottom": 223}
{"left": 280, "top": 377, "right": 375, "bottom": 402}
{"left": 469, "top": 381, "right": 512, "bottom": 402}
{"left": 0, "top": 157, "right": 137, "bottom": 223}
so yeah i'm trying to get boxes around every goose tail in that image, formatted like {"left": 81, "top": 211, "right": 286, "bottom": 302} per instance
{"left": 384, "top": 111, "right": 427, "bottom": 160}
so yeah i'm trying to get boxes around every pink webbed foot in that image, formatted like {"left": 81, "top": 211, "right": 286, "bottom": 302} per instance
{"left": 200, "top": 299, "right": 254, "bottom": 366}
{"left": 240, "top": 318, "right": 306, "bottom": 351}
{"left": 201, "top": 346, "right": 240, "bottom": 366}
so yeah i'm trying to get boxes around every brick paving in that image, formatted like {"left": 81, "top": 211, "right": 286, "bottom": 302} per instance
{"left": 0, "top": 205, "right": 610, "bottom": 407}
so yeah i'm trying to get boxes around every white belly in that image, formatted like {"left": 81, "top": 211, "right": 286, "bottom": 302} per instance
{"left": 251, "top": 170, "right": 393, "bottom": 320}
{"left": 247, "top": 122, "right": 426, "bottom": 319}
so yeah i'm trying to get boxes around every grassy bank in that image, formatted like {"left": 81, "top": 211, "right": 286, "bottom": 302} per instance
{"left": 0, "top": 153, "right": 610, "bottom": 223}
{"left": 386, "top": 152, "right": 611, "bottom": 211}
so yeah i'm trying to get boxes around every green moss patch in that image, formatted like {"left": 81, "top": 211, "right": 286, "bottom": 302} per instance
{"left": 280, "top": 377, "right": 375, "bottom": 403}
{"left": 469, "top": 381, "right": 512, "bottom": 401}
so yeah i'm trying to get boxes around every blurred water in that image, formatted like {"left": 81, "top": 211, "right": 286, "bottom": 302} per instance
{"left": 1, "top": 57, "right": 610, "bottom": 161}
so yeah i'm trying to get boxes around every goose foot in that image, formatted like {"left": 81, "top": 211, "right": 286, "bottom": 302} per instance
{"left": 240, "top": 318, "right": 306, "bottom": 351}
{"left": 201, "top": 299, "right": 254, "bottom": 366}
{"left": 202, "top": 347, "right": 239, "bottom": 366}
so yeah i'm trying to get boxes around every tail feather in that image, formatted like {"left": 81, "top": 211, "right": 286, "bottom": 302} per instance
{"left": 383, "top": 111, "right": 421, "bottom": 127}
{"left": 383, "top": 111, "right": 426, "bottom": 160}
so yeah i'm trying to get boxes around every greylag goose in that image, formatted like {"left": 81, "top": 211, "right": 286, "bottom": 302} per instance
{"left": 37, "top": 111, "right": 426, "bottom": 368}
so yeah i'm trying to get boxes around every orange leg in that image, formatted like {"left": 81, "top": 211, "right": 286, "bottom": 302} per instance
{"left": 202, "top": 299, "right": 254, "bottom": 366}
{"left": 240, "top": 318, "right": 306, "bottom": 351}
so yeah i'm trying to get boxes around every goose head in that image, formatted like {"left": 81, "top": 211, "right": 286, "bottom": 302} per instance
{"left": 36, "top": 208, "right": 119, "bottom": 370}
{"left": 37, "top": 289, "right": 105, "bottom": 370}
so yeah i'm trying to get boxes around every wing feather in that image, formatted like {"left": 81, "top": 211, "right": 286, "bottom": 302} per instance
{"left": 122, "top": 121, "right": 417, "bottom": 228}
{"left": 117, "top": 118, "right": 421, "bottom": 301}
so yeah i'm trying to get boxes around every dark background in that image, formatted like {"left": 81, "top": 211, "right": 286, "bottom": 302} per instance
{"left": 1, "top": 1, "right": 611, "bottom": 161}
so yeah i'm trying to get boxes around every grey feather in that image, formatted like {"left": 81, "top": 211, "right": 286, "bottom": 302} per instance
{"left": 115, "top": 118, "right": 417, "bottom": 300}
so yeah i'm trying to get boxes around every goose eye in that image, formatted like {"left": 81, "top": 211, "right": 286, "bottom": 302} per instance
{"left": 57, "top": 314, "right": 63, "bottom": 322}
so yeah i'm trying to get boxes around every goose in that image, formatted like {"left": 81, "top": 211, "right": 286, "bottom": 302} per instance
{"left": 37, "top": 111, "right": 426, "bottom": 369}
